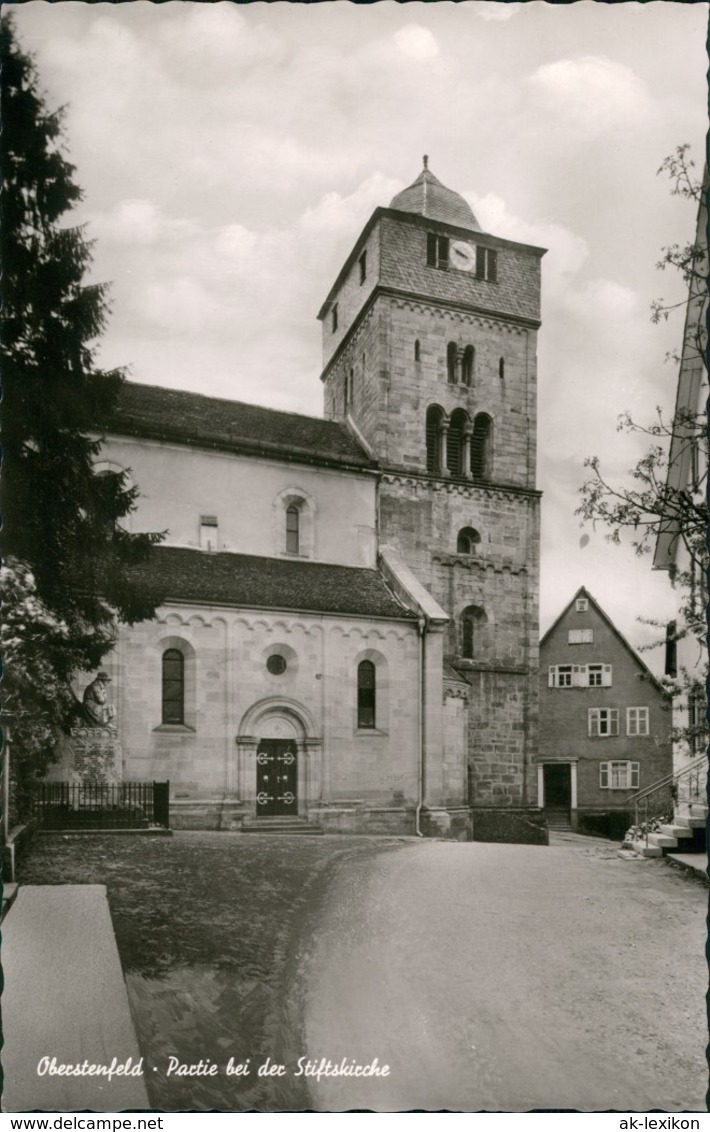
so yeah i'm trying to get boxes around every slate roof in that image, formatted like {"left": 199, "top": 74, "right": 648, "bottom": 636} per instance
{"left": 107, "top": 381, "right": 375, "bottom": 471}
{"left": 131, "top": 546, "right": 416, "bottom": 621}
{"left": 390, "top": 163, "right": 481, "bottom": 232}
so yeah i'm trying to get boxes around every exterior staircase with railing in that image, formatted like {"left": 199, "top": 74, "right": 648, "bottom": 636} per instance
{"left": 624, "top": 754, "right": 707, "bottom": 860}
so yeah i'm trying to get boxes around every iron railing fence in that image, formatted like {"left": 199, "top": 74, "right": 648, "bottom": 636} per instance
{"left": 30, "top": 780, "right": 170, "bottom": 831}
{"left": 627, "top": 755, "right": 707, "bottom": 848}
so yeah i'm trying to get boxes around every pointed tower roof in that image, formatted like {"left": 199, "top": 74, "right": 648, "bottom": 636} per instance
{"left": 389, "top": 156, "right": 481, "bottom": 232}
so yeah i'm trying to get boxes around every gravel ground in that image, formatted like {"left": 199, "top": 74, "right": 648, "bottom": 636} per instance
{"left": 18, "top": 830, "right": 406, "bottom": 1110}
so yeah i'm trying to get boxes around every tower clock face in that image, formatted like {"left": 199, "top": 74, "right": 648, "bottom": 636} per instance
{"left": 450, "top": 240, "right": 476, "bottom": 272}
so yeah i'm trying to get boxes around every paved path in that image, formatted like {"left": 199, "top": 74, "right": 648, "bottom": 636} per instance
{"left": 301, "top": 841, "right": 708, "bottom": 1112}
{"left": 2, "top": 886, "right": 149, "bottom": 1112}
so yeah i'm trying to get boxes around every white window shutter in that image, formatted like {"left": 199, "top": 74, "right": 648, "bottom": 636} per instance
{"left": 630, "top": 763, "right": 640, "bottom": 789}
{"left": 548, "top": 667, "right": 556, "bottom": 687}
{"left": 600, "top": 762, "right": 609, "bottom": 788}
{"left": 588, "top": 710, "right": 595, "bottom": 737}
{"left": 572, "top": 665, "right": 583, "bottom": 686}
{"left": 602, "top": 665, "right": 612, "bottom": 687}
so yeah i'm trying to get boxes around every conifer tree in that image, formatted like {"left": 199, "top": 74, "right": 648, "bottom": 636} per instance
{"left": 0, "top": 17, "right": 163, "bottom": 794}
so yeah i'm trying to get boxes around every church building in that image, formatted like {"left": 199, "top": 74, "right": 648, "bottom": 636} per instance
{"left": 73, "top": 162, "right": 545, "bottom": 837}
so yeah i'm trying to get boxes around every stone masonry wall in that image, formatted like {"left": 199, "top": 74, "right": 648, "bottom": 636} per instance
{"left": 324, "top": 295, "right": 538, "bottom": 489}
{"left": 112, "top": 603, "right": 443, "bottom": 809}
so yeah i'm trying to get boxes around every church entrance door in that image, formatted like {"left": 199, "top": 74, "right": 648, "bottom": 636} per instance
{"left": 256, "top": 739, "right": 298, "bottom": 817}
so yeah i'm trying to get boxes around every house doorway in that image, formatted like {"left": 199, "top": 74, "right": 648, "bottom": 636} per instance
{"left": 543, "top": 764, "right": 572, "bottom": 829}
{"left": 255, "top": 738, "right": 298, "bottom": 817}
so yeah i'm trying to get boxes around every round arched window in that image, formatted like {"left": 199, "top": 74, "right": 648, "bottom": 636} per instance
{"left": 457, "top": 527, "right": 481, "bottom": 555}
{"left": 266, "top": 654, "right": 287, "bottom": 676}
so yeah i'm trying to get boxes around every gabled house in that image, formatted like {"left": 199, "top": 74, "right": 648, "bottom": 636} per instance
{"left": 538, "top": 587, "right": 673, "bottom": 838}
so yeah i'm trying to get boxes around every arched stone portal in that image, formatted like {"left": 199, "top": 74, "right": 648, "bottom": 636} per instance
{"left": 234, "top": 697, "right": 322, "bottom": 816}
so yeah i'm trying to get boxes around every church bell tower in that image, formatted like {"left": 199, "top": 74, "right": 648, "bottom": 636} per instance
{"left": 318, "top": 160, "right": 544, "bottom": 811}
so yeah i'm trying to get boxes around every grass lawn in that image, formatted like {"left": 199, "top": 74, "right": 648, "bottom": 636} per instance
{"left": 18, "top": 830, "right": 406, "bottom": 1111}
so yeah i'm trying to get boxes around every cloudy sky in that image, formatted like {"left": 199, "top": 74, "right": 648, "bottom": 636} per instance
{"left": 13, "top": 1, "right": 708, "bottom": 671}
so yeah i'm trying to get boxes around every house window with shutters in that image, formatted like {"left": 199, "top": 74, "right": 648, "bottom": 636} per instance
{"left": 576, "top": 598, "right": 588, "bottom": 612}
{"left": 357, "top": 660, "right": 376, "bottom": 729}
{"left": 626, "top": 707, "right": 649, "bottom": 737}
{"left": 664, "top": 620, "right": 678, "bottom": 677}
{"left": 549, "top": 664, "right": 612, "bottom": 688}
{"left": 427, "top": 233, "right": 449, "bottom": 269}
{"left": 476, "top": 246, "right": 498, "bottom": 282}
{"left": 587, "top": 664, "right": 613, "bottom": 687}
{"left": 568, "top": 628, "right": 594, "bottom": 644}
{"left": 162, "top": 649, "right": 184, "bottom": 726}
{"left": 588, "top": 708, "right": 619, "bottom": 737}
{"left": 600, "top": 761, "right": 639, "bottom": 790}
{"left": 549, "top": 665, "right": 573, "bottom": 688}
{"left": 688, "top": 684, "right": 706, "bottom": 753}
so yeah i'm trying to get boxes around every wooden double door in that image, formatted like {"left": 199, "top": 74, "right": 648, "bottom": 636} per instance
{"left": 255, "top": 739, "right": 298, "bottom": 817}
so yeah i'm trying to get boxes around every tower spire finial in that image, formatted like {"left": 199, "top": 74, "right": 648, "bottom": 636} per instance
{"left": 423, "top": 154, "right": 429, "bottom": 171}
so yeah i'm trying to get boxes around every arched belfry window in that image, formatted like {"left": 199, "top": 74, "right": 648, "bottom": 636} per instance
{"left": 426, "top": 405, "right": 445, "bottom": 474}
{"left": 471, "top": 413, "right": 493, "bottom": 481}
{"left": 357, "top": 660, "right": 376, "bottom": 729}
{"left": 286, "top": 505, "right": 300, "bottom": 554}
{"left": 457, "top": 527, "right": 481, "bottom": 555}
{"left": 461, "top": 605, "right": 487, "bottom": 660}
{"left": 447, "top": 342, "right": 458, "bottom": 385}
{"left": 461, "top": 346, "right": 475, "bottom": 387}
{"left": 447, "top": 409, "right": 469, "bottom": 477}
{"left": 162, "top": 649, "right": 184, "bottom": 725}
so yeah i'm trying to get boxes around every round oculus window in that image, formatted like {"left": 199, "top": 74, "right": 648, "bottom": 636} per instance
{"left": 266, "top": 654, "right": 287, "bottom": 676}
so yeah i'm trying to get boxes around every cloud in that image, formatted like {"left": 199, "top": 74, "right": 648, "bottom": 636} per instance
{"left": 528, "top": 55, "right": 653, "bottom": 133}
{"left": 12, "top": 0, "right": 707, "bottom": 664}
{"left": 393, "top": 24, "right": 440, "bottom": 60}
{"left": 470, "top": 2, "right": 522, "bottom": 20}
{"left": 467, "top": 192, "right": 589, "bottom": 289}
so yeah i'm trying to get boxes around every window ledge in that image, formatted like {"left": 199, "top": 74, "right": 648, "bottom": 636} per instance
{"left": 355, "top": 728, "right": 388, "bottom": 737}
{"left": 153, "top": 724, "right": 196, "bottom": 734}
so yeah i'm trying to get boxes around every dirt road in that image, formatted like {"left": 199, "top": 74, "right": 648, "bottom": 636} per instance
{"left": 300, "top": 840, "right": 708, "bottom": 1112}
